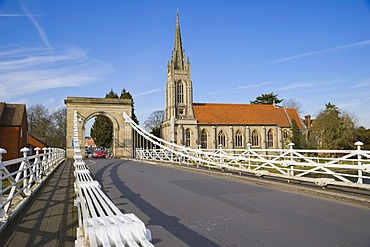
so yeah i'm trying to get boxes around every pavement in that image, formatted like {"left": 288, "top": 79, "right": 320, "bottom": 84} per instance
{"left": 0, "top": 160, "right": 77, "bottom": 247}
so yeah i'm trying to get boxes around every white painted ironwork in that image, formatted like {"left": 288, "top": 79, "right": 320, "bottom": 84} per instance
{"left": 123, "top": 112, "right": 370, "bottom": 190}
{"left": 73, "top": 111, "right": 153, "bottom": 247}
{"left": 0, "top": 145, "right": 65, "bottom": 228}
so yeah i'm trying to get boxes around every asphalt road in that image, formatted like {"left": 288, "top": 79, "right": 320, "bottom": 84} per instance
{"left": 86, "top": 158, "right": 370, "bottom": 247}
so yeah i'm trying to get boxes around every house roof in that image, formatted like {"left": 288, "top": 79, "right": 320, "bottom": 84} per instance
{"left": 192, "top": 103, "right": 304, "bottom": 128}
{"left": 29, "top": 135, "right": 46, "bottom": 148}
{"left": 0, "top": 102, "right": 27, "bottom": 126}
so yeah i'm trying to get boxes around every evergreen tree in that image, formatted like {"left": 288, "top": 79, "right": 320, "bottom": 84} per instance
{"left": 250, "top": 92, "right": 283, "bottom": 105}
{"left": 311, "top": 103, "right": 356, "bottom": 150}
{"left": 90, "top": 88, "right": 138, "bottom": 147}
{"left": 120, "top": 88, "right": 139, "bottom": 124}
{"left": 91, "top": 115, "right": 113, "bottom": 148}
{"left": 290, "top": 119, "right": 306, "bottom": 149}
{"left": 90, "top": 89, "right": 117, "bottom": 148}
{"left": 106, "top": 89, "right": 119, "bottom": 98}
{"left": 354, "top": 126, "right": 370, "bottom": 150}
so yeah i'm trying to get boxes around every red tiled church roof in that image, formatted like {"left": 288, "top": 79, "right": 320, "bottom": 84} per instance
{"left": 192, "top": 103, "right": 304, "bottom": 128}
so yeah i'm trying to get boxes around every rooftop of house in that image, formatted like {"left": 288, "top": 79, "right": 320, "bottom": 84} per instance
{"left": 0, "top": 102, "right": 27, "bottom": 126}
{"left": 192, "top": 103, "right": 304, "bottom": 128}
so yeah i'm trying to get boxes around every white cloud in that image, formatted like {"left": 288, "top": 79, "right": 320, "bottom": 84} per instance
{"left": 0, "top": 46, "right": 112, "bottom": 101}
{"left": 0, "top": 14, "right": 31, "bottom": 17}
{"left": 279, "top": 82, "right": 314, "bottom": 91}
{"left": 351, "top": 79, "right": 370, "bottom": 89}
{"left": 269, "top": 39, "right": 370, "bottom": 64}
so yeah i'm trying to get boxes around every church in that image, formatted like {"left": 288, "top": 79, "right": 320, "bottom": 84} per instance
{"left": 161, "top": 13, "right": 304, "bottom": 150}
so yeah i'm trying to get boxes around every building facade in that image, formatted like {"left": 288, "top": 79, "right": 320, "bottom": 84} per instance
{"left": 162, "top": 13, "right": 304, "bottom": 149}
{"left": 0, "top": 103, "right": 28, "bottom": 160}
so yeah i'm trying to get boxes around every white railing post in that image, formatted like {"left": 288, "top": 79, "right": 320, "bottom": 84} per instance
{"left": 34, "top": 147, "right": 41, "bottom": 182}
{"left": 197, "top": 145, "right": 201, "bottom": 168}
{"left": 47, "top": 147, "right": 52, "bottom": 170}
{"left": 218, "top": 144, "right": 223, "bottom": 163}
{"left": 355, "top": 141, "right": 364, "bottom": 184}
{"left": 42, "top": 147, "right": 48, "bottom": 174}
{"left": 247, "top": 143, "right": 252, "bottom": 170}
{"left": 0, "top": 148, "right": 7, "bottom": 219}
{"left": 20, "top": 147, "right": 31, "bottom": 196}
{"left": 288, "top": 143, "right": 295, "bottom": 176}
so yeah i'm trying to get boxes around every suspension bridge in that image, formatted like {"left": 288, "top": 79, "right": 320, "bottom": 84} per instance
{"left": 1, "top": 111, "right": 370, "bottom": 246}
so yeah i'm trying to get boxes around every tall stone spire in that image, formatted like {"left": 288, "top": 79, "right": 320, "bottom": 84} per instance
{"left": 163, "top": 10, "right": 196, "bottom": 145}
{"left": 172, "top": 11, "right": 186, "bottom": 70}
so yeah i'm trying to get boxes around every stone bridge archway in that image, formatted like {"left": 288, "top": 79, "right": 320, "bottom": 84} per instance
{"left": 65, "top": 97, "right": 133, "bottom": 159}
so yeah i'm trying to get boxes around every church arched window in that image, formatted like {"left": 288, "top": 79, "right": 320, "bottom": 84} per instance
{"left": 176, "top": 81, "right": 184, "bottom": 104}
{"left": 251, "top": 130, "right": 259, "bottom": 147}
{"left": 185, "top": 128, "right": 191, "bottom": 147}
{"left": 267, "top": 129, "right": 274, "bottom": 148}
{"left": 217, "top": 130, "right": 226, "bottom": 148}
{"left": 200, "top": 129, "right": 208, "bottom": 149}
{"left": 235, "top": 130, "right": 243, "bottom": 147}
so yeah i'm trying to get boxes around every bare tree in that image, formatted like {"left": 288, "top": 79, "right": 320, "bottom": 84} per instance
{"left": 283, "top": 98, "right": 303, "bottom": 114}
{"left": 144, "top": 110, "right": 164, "bottom": 137}
{"left": 27, "top": 104, "right": 52, "bottom": 142}
{"left": 48, "top": 107, "right": 67, "bottom": 148}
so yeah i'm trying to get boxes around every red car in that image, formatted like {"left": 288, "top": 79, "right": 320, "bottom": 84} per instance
{"left": 93, "top": 150, "right": 106, "bottom": 159}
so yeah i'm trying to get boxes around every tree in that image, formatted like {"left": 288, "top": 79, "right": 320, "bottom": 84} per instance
{"left": 91, "top": 115, "right": 113, "bottom": 148}
{"left": 27, "top": 104, "right": 67, "bottom": 148}
{"left": 290, "top": 119, "right": 306, "bottom": 149}
{"left": 90, "top": 89, "right": 117, "bottom": 148}
{"left": 311, "top": 103, "right": 357, "bottom": 150}
{"left": 106, "top": 89, "right": 119, "bottom": 98}
{"left": 91, "top": 88, "right": 138, "bottom": 148}
{"left": 120, "top": 88, "right": 139, "bottom": 124}
{"left": 250, "top": 92, "right": 283, "bottom": 105}
{"left": 27, "top": 104, "right": 52, "bottom": 143}
{"left": 355, "top": 126, "right": 370, "bottom": 150}
{"left": 47, "top": 107, "right": 67, "bottom": 148}
{"left": 144, "top": 110, "right": 164, "bottom": 138}
{"left": 283, "top": 98, "right": 303, "bottom": 114}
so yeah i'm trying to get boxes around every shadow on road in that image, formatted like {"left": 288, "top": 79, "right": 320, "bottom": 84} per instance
{"left": 92, "top": 159, "right": 220, "bottom": 246}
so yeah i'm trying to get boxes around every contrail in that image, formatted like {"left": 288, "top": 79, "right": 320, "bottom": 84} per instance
{"left": 0, "top": 13, "right": 30, "bottom": 17}
{"left": 269, "top": 39, "right": 370, "bottom": 64}
{"left": 20, "top": 1, "right": 53, "bottom": 50}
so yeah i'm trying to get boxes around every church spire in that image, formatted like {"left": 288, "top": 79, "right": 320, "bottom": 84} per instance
{"left": 172, "top": 11, "right": 186, "bottom": 70}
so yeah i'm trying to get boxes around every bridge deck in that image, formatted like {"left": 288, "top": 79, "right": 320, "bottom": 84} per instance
{"left": 0, "top": 160, "right": 77, "bottom": 247}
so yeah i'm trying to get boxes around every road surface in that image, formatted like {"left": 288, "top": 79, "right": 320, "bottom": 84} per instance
{"left": 86, "top": 158, "right": 370, "bottom": 247}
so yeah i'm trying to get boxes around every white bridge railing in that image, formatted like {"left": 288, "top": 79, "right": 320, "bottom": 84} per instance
{"left": 73, "top": 111, "right": 153, "bottom": 247}
{"left": 123, "top": 112, "right": 370, "bottom": 190}
{"left": 0, "top": 146, "right": 65, "bottom": 230}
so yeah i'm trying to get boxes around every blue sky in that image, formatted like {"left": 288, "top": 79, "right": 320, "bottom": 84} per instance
{"left": 1, "top": 0, "right": 370, "bottom": 130}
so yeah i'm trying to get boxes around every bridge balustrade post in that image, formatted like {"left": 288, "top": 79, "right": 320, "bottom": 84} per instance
{"left": 288, "top": 143, "right": 295, "bottom": 176}
{"left": 197, "top": 145, "right": 201, "bottom": 168}
{"left": 20, "top": 147, "right": 31, "bottom": 196}
{"left": 355, "top": 141, "right": 364, "bottom": 184}
{"left": 34, "top": 147, "right": 41, "bottom": 182}
{"left": 0, "top": 148, "right": 7, "bottom": 219}
{"left": 218, "top": 144, "right": 223, "bottom": 163}
{"left": 47, "top": 147, "right": 52, "bottom": 170}
{"left": 52, "top": 148, "right": 57, "bottom": 168}
{"left": 42, "top": 147, "right": 48, "bottom": 174}
{"left": 247, "top": 143, "right": 252, "bottom": 170}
